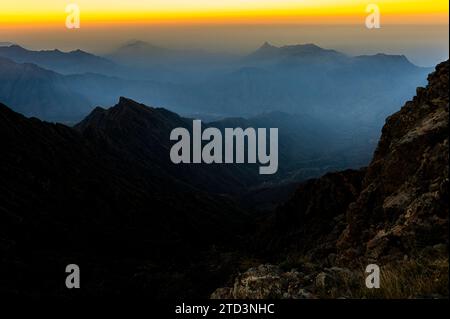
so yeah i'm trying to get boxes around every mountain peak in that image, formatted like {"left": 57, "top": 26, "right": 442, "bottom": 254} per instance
{"left": 260, "top": 41, "right": 277, "bottom": 50}
{"left": 119, "top": 40, "right": 164, "bottom": 51}
{"left": 124, "top": 40, "right": 148, "bottom": 47}
{"left": 3, "top": 44, "right": 26, "bottom": 51}
{"left": 118, "top": 96, "right": 129, "bottom": 103}
{"left": 69, "top": 49, "right": 89, "bottom": 55}
{"left": 247, "top": 42, "right": 344, "bottom": 61}
{"left": 280, "top": 43, "right": 333, "bottom": 55}
{"left": 117, "top": 96, "right": 145, "bottom": 107}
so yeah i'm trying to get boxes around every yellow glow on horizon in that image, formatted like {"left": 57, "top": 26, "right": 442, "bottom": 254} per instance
{"left": 1, "top": 0, "right": 448, "bottom": 26}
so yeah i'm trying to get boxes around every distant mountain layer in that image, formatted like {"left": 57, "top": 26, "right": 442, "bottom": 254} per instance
{"left": 0, "top": 57, "right": 90, "bottom": 122}
{"left": 105, "top": 40, "right": 173, "bottom": 65}
{"left": 0, "top": 57, "right": 376, "bottom": 182}
{"left": 0, "top": 44, "right": 116, "bottom": 75}
{"left": 200, "top": 42, "right": 430, "bottom": 120}
{"left": 106, "top": 40, "right": 236, "bottom": 67}
{"left": 245, "top": 42, "right": 346, "bottom": 62}
{"left": 0, "top": 43, "right": 431, "bottom": 125}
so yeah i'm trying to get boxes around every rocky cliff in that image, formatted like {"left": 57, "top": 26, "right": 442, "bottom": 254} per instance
{"left": 337, "top": 60, "right": 449, "bottom": 263}
{"left": 212, "top": 60, "right": 449, "bottom": 299}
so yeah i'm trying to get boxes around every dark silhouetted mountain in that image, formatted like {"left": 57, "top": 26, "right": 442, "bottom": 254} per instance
{"left": 0, "top": 100, "right": 249, "bottom": 297}
{"left": 0, "top": 57, "right": 90, "bottom": 122}
{"left": 75, "top": 97, "right": 264, "bottom": 193}
{"left": 0, "top": 44, "right": 116, "bottom": 75}
{"left": 76, "top": 99, "right": 377, "bottom": 197}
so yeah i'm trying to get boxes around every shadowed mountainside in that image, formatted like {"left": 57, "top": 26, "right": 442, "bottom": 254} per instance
{"left": 0, "top": 100, "right": 251, "bottom": 297}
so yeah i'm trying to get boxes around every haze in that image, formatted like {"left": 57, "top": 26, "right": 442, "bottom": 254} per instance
{"left": 1, "top": 0, "right": 448, "bottom": 66}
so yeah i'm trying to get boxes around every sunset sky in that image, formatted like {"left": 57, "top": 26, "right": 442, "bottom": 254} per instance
{"left": 1, "top": 0, "right": 448, "bottom": 24}
{"left": 0, "top": 1, "right": 448, "bottom": 66}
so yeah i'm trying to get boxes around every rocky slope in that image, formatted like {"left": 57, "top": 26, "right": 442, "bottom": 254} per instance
{"left": 212, "top": 60, "right": 449, "bottom": 299}
{"left": 337, "top": 60, "right": 449, "bottom": 263}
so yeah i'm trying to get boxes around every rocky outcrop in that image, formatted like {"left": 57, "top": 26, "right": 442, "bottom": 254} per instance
{"left": 212, "top": 60, "right": 449, "bottom": 299}
{"left": 210, "top": 263, "right": 363, "bottom": 299}
{"left": 257, "top": 169, "right": 366, "bottom": 260}
{"left": 337, "top": 60, "right": 449, "bottom": 262}
{"left": 211, "top": 264, "right": 316, "bottom": 299}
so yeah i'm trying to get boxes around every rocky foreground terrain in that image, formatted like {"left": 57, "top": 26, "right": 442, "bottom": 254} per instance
{"left": 212, "top": 60, "right": 449, "bottom": 299}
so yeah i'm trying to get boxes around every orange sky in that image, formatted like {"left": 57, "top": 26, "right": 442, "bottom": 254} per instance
{"left": 1, "top": 1, "right": 448, "bottom": 66}
{"left": 1, "top": 0, "right": 448, "bottom": 26}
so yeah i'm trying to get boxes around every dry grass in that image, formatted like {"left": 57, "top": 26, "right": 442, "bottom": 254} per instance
{"left": 322, "top": 257, "right": 449, "bottom": 299}
{"left": 357, "top": 257, "right": 449, "bottom": 299}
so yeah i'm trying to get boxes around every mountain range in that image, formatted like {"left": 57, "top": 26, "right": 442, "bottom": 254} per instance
{"left": 0, "top": 44, "right": 116, "bottom": 75}
{"left": 0, "top": 42, "right": 433, "bottom": 187}
{"left": 0, "top": 42, "right": 431, "bottom": 121}
{"left": 0, "top": 57, "right": 448, "bottom": 298}
{"left": 0, "top": 57, "right": 91, "bottom": 122}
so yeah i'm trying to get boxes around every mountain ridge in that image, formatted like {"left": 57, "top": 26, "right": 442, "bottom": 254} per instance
{"left": 0, "top": 44, "right": 116, "bottom": 75}
{"left": 0, "top": 56, "right": 91, "bottom": 122}
{"left": 0, "top": 99, "right": 250, "bottom": 297}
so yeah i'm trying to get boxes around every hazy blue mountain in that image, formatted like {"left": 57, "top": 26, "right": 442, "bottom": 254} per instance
{"left": 244, "top": 42, "right": 347, "bottom": 64}
{"left": 1, "top": 42, "right": 430, "bottom": 125}
{"left": 0, "top": 57, "right": 90, "bottom": 122}
{"left": 0, "top": 56, "right": 199, "bottom": 122}
{"left": 191, "top": 43, "right": 431, "bottom": 123}
{"left": 210, "top": 110, "right": 377, "bottom": 183}
{"left": 106, "top": 40, "right": 174, "bottom": 65}
{"left": 0, "top": 44, "right": 117, "bottom": 75}
{"left": 105, "top": 40, "right": 240, "bottom": 84}
{"left": 0, "top": 42, "right": 15, "bottom": 47}
{"left": 107, "top": 40, "right": 237, "bottom": 67}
